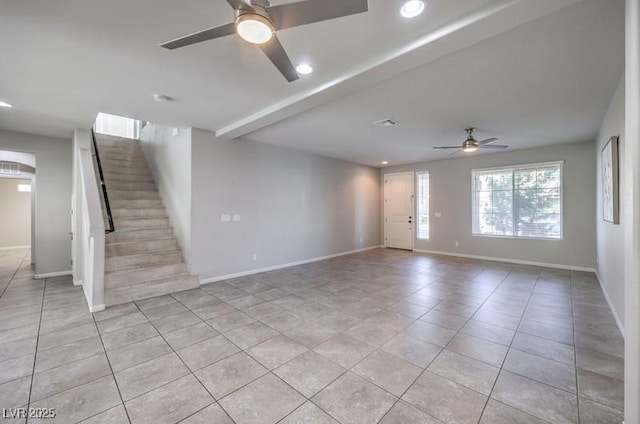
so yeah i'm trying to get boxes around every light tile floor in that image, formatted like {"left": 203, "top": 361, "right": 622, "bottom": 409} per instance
{"left": 0, "top": 247, "right": 625, "bottom": 424}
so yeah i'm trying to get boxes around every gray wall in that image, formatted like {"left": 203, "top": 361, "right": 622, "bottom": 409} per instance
{"left": 382, "top": 141, "right": 597, "bottom": 270}
{"left": 0, "top": 178, "right": 31, "bottom": 248}
{"left": 596, "top": 75, "right": 625, "bottom": 331}
{"left": 0, "top": 130, "right": 72, "bottom": 275}
{"left": 139, "top": 124, "right": 192, "bottom": 266}
{"left": 190, "top": 129, "right": 380, "bottom": 281}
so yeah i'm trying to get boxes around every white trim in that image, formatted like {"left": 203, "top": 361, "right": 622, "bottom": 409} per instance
{"left": 73, "top": 279, "right": 83, "bottom": 287}
{"left": 200, "top": 246, "right": 383, "bottom": 285}
{"left": 34, "top": 270, "right": 72, "bottom": 279}
{"left": 471, "top": 161, "right": 564, "bottom": 240}
{"left": 595, "top": 271, "right": 625, "bottom": 339}
{"left": 0, "top": 245, "right": 30, "bottom": 251}
{"left": 412, "top": 249, "right": 596, "bottom": 272}
{"left": 471, "top": 160, "right": 565, "bottom": 173}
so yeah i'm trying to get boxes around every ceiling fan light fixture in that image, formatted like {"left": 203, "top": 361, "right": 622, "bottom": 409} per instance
{"left": 235, "top": 13, "right": 274, "bottom": 45}
{"left": 462, "top": 141, "right": 478, "bottom": 153}
{"left": 400, "top": 0, "right": 425, "bottom": 18}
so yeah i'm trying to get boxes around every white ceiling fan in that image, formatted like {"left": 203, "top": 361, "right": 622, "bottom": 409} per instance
{"left": 433, "top": 128, "right": 508, "bottom": 155}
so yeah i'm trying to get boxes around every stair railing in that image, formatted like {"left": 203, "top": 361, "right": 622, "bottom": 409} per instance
{"left": 90, "top": 128, "right": 115, "bottom": 233}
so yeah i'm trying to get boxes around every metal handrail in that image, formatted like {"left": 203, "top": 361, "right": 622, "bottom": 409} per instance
{"left": 90, "top": 128, "right": 115, "bottom": 234}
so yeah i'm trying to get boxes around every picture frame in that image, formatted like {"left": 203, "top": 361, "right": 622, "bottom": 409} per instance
{"left": 601, "top": 136, "right": 619, "bottom": 224}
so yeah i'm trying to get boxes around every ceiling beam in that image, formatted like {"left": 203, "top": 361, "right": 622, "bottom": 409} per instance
{"left": 216, "top": 0, "right": 585, "bottom": 140}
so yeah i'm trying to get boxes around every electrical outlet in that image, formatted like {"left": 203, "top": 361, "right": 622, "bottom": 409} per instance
{"left": 455, "top": 241, "right": 460, "bottom": 247}
{"left": 252, "top": 253, "right": 257, "bottom": 260}
{"left": 233, "top": 214, "right": 240, "bottom": 222}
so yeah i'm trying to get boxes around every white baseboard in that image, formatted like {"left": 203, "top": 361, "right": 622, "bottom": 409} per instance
{"left": 595, "top": 271, "right": 625, "bottom": 338}
{"left": 412, "top": 249, "right": 596, "bottom": 273}
{"left": 0, "top": 245, "right": 30, "bottom": 251}
{"left": 73, "top": 279, "right": 83, "bottom": 287}
{"left": 200, "top": 245, "right": 383, "bottom": 285}
{"left": 34, "top": 270, "right": 72, "bottom": 279}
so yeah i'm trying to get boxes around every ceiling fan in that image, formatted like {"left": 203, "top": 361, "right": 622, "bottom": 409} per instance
{"left": 160, "top": 0, "right": 369, "bottom": 82}
{"left": 433, "top": 128, "right": 508, "bottom": 155}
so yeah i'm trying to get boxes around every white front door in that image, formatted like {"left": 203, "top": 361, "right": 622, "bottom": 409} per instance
{"left": 384, "top": 172, "right": 414, "bottom": 250}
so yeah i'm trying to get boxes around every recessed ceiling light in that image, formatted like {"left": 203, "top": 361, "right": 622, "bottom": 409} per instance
{"left": 0, "top": 101, "right": 13, "bottom": 108}
{"left": 381, "top": 161, "right": 389, "bottom": 165}
{"left": 400, "top": 0, "right": 425, "bottom": 18}
{"left": 296, "top": 63, "right": 313, "bottom": 75}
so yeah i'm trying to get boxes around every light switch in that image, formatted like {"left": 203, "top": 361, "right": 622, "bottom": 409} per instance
{"left": 233, "top": 214, "right": 241, "bottom": 222}
{"left": 434, "top": 212, "right": 442, "bottom": 218}
{"left": 221, "top": 214, "right": 231, "bottom": 222}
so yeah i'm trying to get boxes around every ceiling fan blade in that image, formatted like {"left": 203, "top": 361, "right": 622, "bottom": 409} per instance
{"left": 477, "top": 137, "right": 499, "bottom": 146}
{"left": 160, "top": 23, "right": 236, "bottom": 49}
{"left": 480, "top": 144, "right": 509, "bottom": 149}
{"left": 268, "top": 0, "right": 368, "bottom": 31}
{"left": 433, "top": 146, "right": 462, "bottom": 150}
{"left": 226, "top": 0, "right": 254, "bottom": 12}
{"left": 259, "top": 34, "right": 299, "bottom": 82}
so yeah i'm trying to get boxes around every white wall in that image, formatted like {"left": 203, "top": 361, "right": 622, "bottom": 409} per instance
{"left": 624, "top": 0, "right": 640, "bottom": 421}
{"left": 0, "top": 130, "right": 72, "bottom": 275}
{"left": 0, "top": 178, "right": 31, "bottom": 248}
{"left": 595, "top": 75, "right": 626, "bottom": 331}
{"left": 382, "top": 141, "right": 596, "bottom": 270}
{"left": 190, "top": 129, "right": 380, "bottom": 281}
{"left": 139, "top": 124, "right": 192, "bottom": 265}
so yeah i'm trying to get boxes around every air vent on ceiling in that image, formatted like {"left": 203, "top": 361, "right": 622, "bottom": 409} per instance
{"left": 0, "top": 162, "right": 20, "bottom": 175}
{"left": 373, "top": 118, "right": 398, "bottom": 127}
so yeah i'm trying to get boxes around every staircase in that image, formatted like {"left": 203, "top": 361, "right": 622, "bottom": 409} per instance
{"left": 94, "top": 134, "right": 199, "bottom": 306}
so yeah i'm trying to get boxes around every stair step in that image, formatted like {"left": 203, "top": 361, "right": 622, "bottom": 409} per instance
{"left": 95, "top": 134, "right": 138, "bottom": 146}
{"left": 100, "top": 153, "right": 146, "bottom": 163}
{"left": 110, "top": 199, "right": 163, "bottom": 209}
{"left": 109, "top": 190, "right": 160, "bottom": 200}
{"left": 101, "top": 158, "right": 150, "bottom": 169}
{"left": 105, "top": 263, "right": 188, "bottom": 288}
{"left": 113, "top": 217, "right": 170, "bottom": 229}
{"left": 105, "top": 250, "right": 183, "bottom": 272}
{"left": 106, "top": 239, "right": 177, "bottom": 257}
{"left": 102, "top": 165, "right": 151, "bottom": 176}
{"left": 105, "top": 274, "right": 200, "bottom": 307}
{"left": 107, "top": 181, "right": 157, "bottom": 191}
{"left": 106, "top": 227, "right": 174, "bottom": 243}
{"left": 111, "top": 208, "right": 167, "bottom": 219}
{"left": 105, "top": 173, "right": 154, "bottom": 183}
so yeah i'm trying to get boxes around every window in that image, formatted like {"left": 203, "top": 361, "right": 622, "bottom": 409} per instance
{"left": 417, "top": 172, "right": 430, "bottom": 239}
{"left": 94, "top": 112, "right": 143, "bottom": 139}
{"left": 472, "top": 161, "right": 563, "bottom": 239}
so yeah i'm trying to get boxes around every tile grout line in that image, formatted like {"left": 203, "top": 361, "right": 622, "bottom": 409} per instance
{"left": 479, "top": 269, "right": 568, "bottom": 424}
{"left": 24, "top": 274, "right": 46, "bottom": 423}
{"left": 131, "top": 298, "right": 239, "bottom": 423}
{"left": 375, "top": 265, "right": 514, "bottom": 424}
{"left": 571, "top": 271, "right": 582, "bottom": 424}
{"left": 92, "top": 312, "right": 133, "bottom": 424}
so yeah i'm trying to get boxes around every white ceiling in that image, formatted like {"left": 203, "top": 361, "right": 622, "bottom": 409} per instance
{"left": 0, "top": 0, "right": 625, "bottom": 167}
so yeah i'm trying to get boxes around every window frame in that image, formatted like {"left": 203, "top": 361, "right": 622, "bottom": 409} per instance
{"left": 416, "top": 171, "right": 430, "bottom": 240}
{"left": 471, "top": 161, "right": 564, "bottom": 240}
